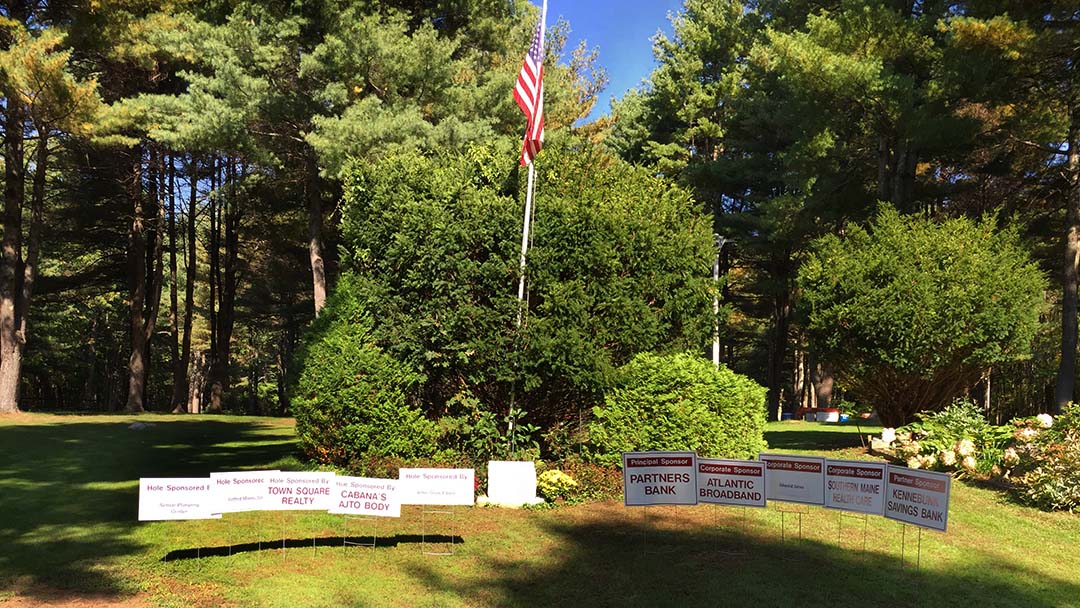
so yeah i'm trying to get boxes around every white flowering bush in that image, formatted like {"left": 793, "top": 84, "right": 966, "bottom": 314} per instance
{"left": 887, "top": 399, "right": 1011, "bottom": 476}
{"left": 880, "top": 428, "right": 897, "bottom": 444}
{"left": 939, "top": 450, "right": 957, "bottom": 467}
{"left": 883, "top": 402, "right": 1080, "bottom": 511}
{"left": 1007, "top": 407, "right": 1080, "bottom": 511}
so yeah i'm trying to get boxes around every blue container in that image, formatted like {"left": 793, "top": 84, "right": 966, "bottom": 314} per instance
{"left": 839, "top": 414, "right": 850, "bottom": 423}
{"left": 781, "top": 412, "right": 794, "bottom": 421}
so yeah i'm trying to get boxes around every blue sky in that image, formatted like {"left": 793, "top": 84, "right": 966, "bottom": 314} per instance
{"left": 540, "top": 0, "right": 685, "bottom": 122}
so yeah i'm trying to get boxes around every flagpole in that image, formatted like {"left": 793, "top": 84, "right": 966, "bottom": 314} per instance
{"left": 516, "top": 161, "right": 536, "bottom": 327}
{"left": 513, "top": 0, "right": 546, "bottom": 328}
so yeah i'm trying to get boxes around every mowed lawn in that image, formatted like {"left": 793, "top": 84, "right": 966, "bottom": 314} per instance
{"left": 1, "top": 415, "right": 1079, "bottom": 608}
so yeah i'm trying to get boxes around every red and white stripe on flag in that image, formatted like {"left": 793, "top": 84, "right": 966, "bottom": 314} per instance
{"left": 513, "top": 3, "right": 546, "bottom": 166}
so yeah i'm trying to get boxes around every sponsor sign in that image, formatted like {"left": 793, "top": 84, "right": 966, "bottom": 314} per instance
{"left": 622, "top": 451, "right": 698, "bottom": 506}
{"left": 210, "top": 470, "right": 278, "bottom": 514}
{"left": 884, "top": 466, "right": 951, "bottom": 532}
{"left": 823, "top": 460, "right": 886, "bottom": 516}
{"left": 264, "top": 471, "right": 336, "bottom": 511}
{"left": 759, "top": 453, "right": 825, "bottom": 506}
{"left": 398, "top": 468, "right": 475, "bottom": 506}
{"left": 138, "top": 477, "right": 219, "bottom": 521}
{"left": 487, "top": 461, "right": 539, "bottom": 505}
{"left": 329, "top": 476, "right": 400, "bottom": 517}
{"left": 696, "top": 458, "right": 766, "bottom": 508}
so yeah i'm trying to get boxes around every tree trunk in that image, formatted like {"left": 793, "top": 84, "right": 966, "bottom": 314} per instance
{"left": 126, "top": 147, "right": 166, "bottom": 413}
{"left": 0, "top": 96, "right": 25, "bottom": 413}
{"left": 793, "top": 346, "right": 807, "bottom": 409}
{"left": 85, "top": 314, "right": 98, "bottom": 408}
{"left": 892, "top": 140, "right": 917, "bottom": 212}
{"left": 248, "top": 331, "right": 258, "bottom": 415}
{"left": 14, "top": 130, "right": 47, "bottom": 406}
{"left": 187, "top": 350, "right": 208, "bottom": 414}
{"left": 813, "top": 361, "right": 834, "bottom": 409}
{"left": 877, "top": 134, "right": 891, "bottom": 202}
{"left": 126, "top": 147, "right": 148, "bottom": 413}
{"left": 205, "top": 158, "right": 221, "bottom": 413}
{"left": 168, "top": 154, "right": 185, "bottom": 412}
{"left": 209, "top": 159, "right": 239, "bottom": 413}
{"left": 1054, "top": 117, "right": 1080, "bottom": 415}
{"left": 277, "top": 318, "right": 295, "bottom": 415}
{"left": 175, "top": 155, "right": 197, "bottom": 413}
{"left": 306, "top": 154, "right": 327, "bottom": 315}
{"left": 766, "top": 279, "right": 791, "bottom": 421}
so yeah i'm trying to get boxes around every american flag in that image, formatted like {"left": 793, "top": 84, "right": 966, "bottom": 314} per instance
{"left": 513, "top": 3, "right": 546, "bottom": 166}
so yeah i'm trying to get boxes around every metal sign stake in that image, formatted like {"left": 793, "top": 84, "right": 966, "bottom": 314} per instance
{"left": 343, "top": 514, "right": 378, "bottom": 554}
{"left": 642, "top": 506, "right": 649, "bottom": 555}
{"left": 900, "top": 524, "right": 924, "bottom": 572}
{"left": 837, "top": 511, "right": 870, "bottom": 555}
{"left": 422, "top": 506, "right": 457, "bottom": 556}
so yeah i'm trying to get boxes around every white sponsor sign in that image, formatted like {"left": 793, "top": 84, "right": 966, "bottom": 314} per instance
{"left": 398, "top": 468, "right": 475, "bottom": 506}
{"left": 210, "top": 470, "right": 278, "bottom": 514}
{"left": 329, "top": 476, "right": 400, "bottom": 517}
{"left": 138, "top": 477, "right": 219, "bottom": 521}
{"left": 487, "top": 461, "right": 539, "bottom": 505}
{"left": 622, "top": 451, "right": 698, "bottom": 506}
{"left": 696, "top": 458, "right": 766, "bottom": 508}
{"left": 264, "top": 471, "right": 335, "bottom": 511}
{"left": 760, "top": 453, "right": 825, "bottom": 506}
{"left": 824, "top": 460, "right": 886, "bottom": 516}
{"left": 884, "top": 465, "right": 951, "bottom": 532}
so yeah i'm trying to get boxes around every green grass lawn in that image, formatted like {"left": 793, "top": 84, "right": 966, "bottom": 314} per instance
{"left": 1, "top": 415, "right": 1079, "bottom": 607}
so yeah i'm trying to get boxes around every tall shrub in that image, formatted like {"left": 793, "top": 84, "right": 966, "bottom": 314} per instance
{"left": 799, "top": 208, "right": 1046, "bottom": 427}
{"left": 291, "top": 278, "right": 437, "bottom": 464}
{"left": 587, "top": 352, "right": 767, "bottom": 467}
{"left": 337, "top": 144, "right": 714, "bottom": 426}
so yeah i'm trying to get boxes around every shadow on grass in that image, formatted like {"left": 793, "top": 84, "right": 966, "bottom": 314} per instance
{"left": 0, "top": 417, "right": 299, "bottom": 600}
{"left": 408, "top": 510, "right": 1080, "bottom": 608}
{"left": 160, "top": 534, "right": 465, "bottom": 561}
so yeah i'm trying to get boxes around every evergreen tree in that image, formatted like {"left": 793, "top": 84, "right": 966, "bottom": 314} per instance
{"left": 0, "top": 7, "right": 102, "bottom": 412}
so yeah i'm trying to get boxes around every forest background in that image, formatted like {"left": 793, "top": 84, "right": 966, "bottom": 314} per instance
{"left": 0, "top": 0, "right": 1076, "bottom": 436}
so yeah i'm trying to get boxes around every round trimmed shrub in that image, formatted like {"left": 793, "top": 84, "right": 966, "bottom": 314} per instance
{"left": 292, "top": 276, "right": 438, "bottom": 465}
{"left": 799, "top": 208, "right": 1046, "bottom": 427}
{"left": 586, "top": 352, "right": 767, "bottom": 467}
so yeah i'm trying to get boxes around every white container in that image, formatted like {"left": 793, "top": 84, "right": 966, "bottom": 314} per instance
{"left": 816, "top": 410, "right": 840, "bottom": 423}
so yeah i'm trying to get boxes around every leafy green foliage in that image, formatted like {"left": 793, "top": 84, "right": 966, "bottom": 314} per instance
{"left": 1009, "top": 407, "right": 1080, "bottom": 512}
{"left": 608, "top": 0, "right": 1069, "bottom": 420}
{"left": 438, "top": 391, "right": 541, "bottom": 464}
{"left": 291, "top": 278, "right": 436, "bottom": 465}
{"left": 337, "top": 144, "right": 713, "bottom": 428}
{"left": 587, "top": 352, "right": 767, "bottom": 467}
{"left": 799, "top": 208, "right": 1046, "bottom": 426}
{"left": 555, "top": 457, "right": 624, "bottom": 503}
